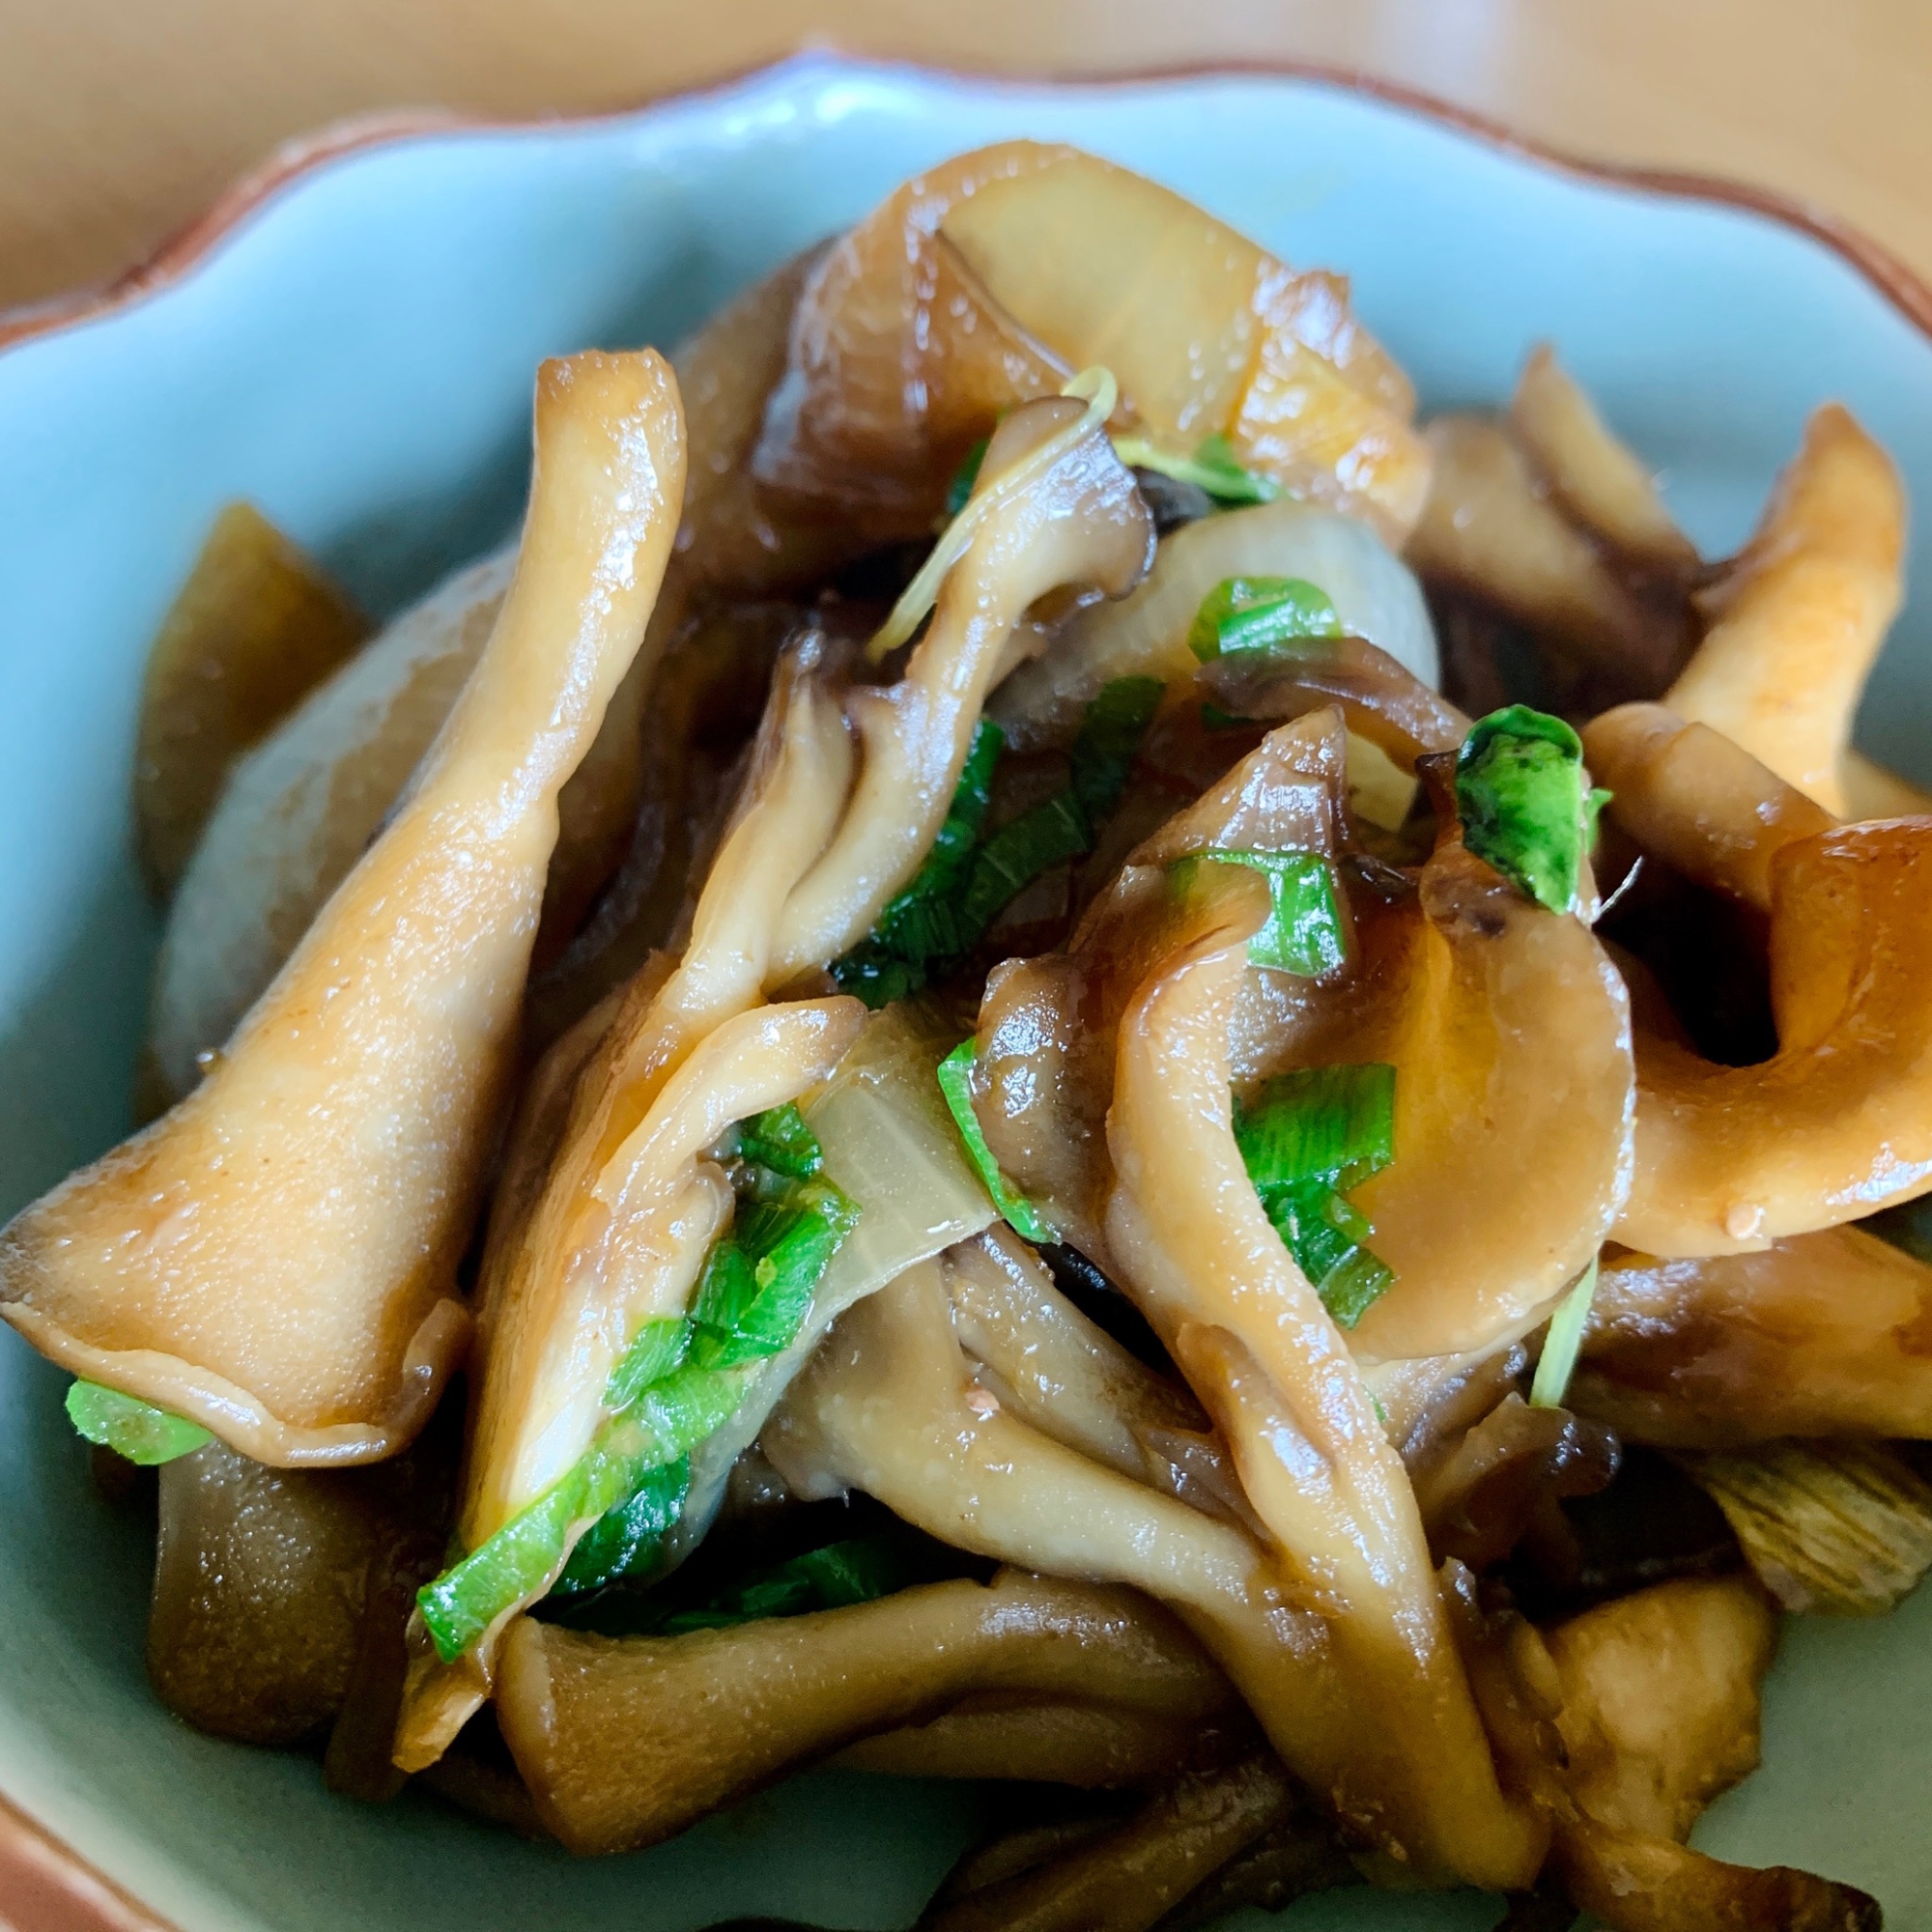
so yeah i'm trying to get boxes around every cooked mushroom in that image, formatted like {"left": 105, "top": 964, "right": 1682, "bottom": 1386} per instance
{"left": 917, "top": 1756, "right": 1300, "bottom": 1932}
{"left": 495, "top": 1568, "right": 1233, "bottom": 1854}
{"left": 0, "top": 350, "right": 686, "bottom": 1465}
{"left": 765, "top": 1261, "right": 1537, "bottom": 1885}
{"left": 768, "top": 390, "right": 1152, "bottom": 979}
{"left": 1586, "top": 705, "right": 1932, "bottom": 1254}
{"left": 1572, "top": 1228, "right": 1932, "bottom": 1446}
{"left": 831, "top": 1695, "right": 1220, "bottom": 1789}
{"left": 1666, "top": 405, "right": 1905, "bottom": 816}
{"left": 150, "top": 545, "right": 512, "bottom": 1100}
{"left": 148, "top": 251, "right": 863, "bottom": 1101}
{"left": 1506, "top": 346, "right": 1699, "bottom": 572}
{"left": 1406, "top": 414, "right": 1677, "bottom": 684}
{"left": 1455, "top": 1566, "right": 1879, "bottom": 1932}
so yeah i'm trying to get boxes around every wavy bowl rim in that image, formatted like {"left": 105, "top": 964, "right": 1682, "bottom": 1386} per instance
{"left": 3, "top": 43, "right": 1930, "bottom": 1932}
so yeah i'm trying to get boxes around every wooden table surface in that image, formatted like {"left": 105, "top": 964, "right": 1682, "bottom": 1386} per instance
{"left": 1, "top": 0, "right": 1928, "bottom": 315}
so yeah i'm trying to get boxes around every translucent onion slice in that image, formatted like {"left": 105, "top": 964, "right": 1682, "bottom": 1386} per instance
{"left": 993, "top": 498, "right": 1438, "bottom": 753}
{"left": 665, "top": 1003, "right": 997, "bottom": 1563}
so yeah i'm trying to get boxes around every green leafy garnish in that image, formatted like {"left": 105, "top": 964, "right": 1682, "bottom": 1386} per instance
{"left": 1529, "top": 1257, "right": 1602, "bottom": 1410}
{"left": 1188, "top": 850, "right": 1348, "bottom": 978}
{"left": 1186, "top": 576, "right": 1343, "bottom": 663}
{"left": 416, "top": 1109, "right": 859, "bottom": 1661}
{"left": 1070, "top": 674, "right": 1164, "bottom": 827}
{"left": 945, "top": 439, "right": 990, "bottom": 518}
{"left": 833, "top": 683, "right": 1160, "bottom": 1008}
{"left": 732, "top": 1103, "right": 823, "bottom": 1180}
{"left": 1113, "top": 432, "right": 1282, "bottom": 506}
{"left": 65, "top": 1381, "right": 213, "bottom": 1466}
{"left": 1235, "top": 1065, "right": 1398, "bottom": 1328}
{"left": 936, "top": 1039, "right": 1053, "bottom": 1243}
{"left": 1455, "top": 705, "right": 1610, "bottom": 916}
{"left": 553, "top": 1456, "right": 692, "bottom": 1596}
{"left": 690, "top": 1179, "right": 862, "bottom": 1370}
{"left": 654, "top": 1534, "right": 911, "bottom": 1634}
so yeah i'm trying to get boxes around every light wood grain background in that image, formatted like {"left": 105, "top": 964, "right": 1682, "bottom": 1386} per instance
{"left": 1, "top": 0, "right": 1928, "bottom": 314}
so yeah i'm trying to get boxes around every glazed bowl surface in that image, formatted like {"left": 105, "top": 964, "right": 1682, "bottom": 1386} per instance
{"left": 3, "top": 52, "right": 1931, "bottom": 1932}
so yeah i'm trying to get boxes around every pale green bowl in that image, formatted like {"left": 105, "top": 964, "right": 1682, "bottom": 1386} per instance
{"left": 2, "top": 54, "right": 1929, "bottom": 1932}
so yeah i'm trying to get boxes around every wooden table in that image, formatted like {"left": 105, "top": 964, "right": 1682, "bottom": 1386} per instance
{"left": 1, "top": 0, "right": 1928, "bottom": 314}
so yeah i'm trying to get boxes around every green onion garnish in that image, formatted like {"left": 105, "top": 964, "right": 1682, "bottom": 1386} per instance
{"left": 1529, "top": 1257, "right": 1601, "bottom": 1410}
{"left": 833, "top": 683, "right": 1159, "bottom": 1007}
{"left": 1188, "top": 850, "right": 1348, "bottom": 977}
{"left": 553, "top": 1455, "right": 691, "bottom": 1596}
{"left": 1235, "top": 1065, "right": 1398, "bottom": 1328}
{"left": 945, "top": 439, "right": 990, "bottom": 519}
{"left": 731, "top": 1102, "right": 823, "bottom": 1180}
{"left": 1069, "top": 674, "right": 1164, "bottom": 828}
{"left": 1113, "top": 432, "right": 1281, "bottom": 506}
{"left": 416, "top": 1108, "right": 859, "bottom": 1659}
{"left": 656, "top": 1534, "right": 910, "bottom": 1634}
{"left": 1455, "top": 705, "right": 1611, "bottom": 916}
{"left": 1186, "top": 576, "right": 1343, "bottom": 663}
{"left": 65, "top": 1381, "right": 213, "bottom": 1466}
{"left": 936, "top": 1039, "right": 1054, "bottom": 1243}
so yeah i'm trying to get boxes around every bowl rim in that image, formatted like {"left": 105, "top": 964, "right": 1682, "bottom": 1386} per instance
{"left": 5, "top": 48, "right": 1932, "bottom": 358}
{"left": 5, "top": 44, "right": 1931, "bottom": 1932}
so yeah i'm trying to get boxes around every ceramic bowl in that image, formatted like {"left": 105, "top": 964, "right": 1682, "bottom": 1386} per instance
{"left": 3, "top": 52, "right": 1931, "bottom": 1932}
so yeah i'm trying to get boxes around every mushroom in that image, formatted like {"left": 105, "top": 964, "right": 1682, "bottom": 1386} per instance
{"left": 943, "top": 1228, "right": 1206, "bottom": 1482}
{"left": 1665, "top": 404, "right": 1907, "bottom": 817}
{"left": 147, "top": 249, "right": 867, "bottom": 1100}
{"left": 149, "top": 546, "right": 513, "bottom": 1101}
{"left": 1455, "top": 1566, "right": 1880, "bottom": 1932}
{"left": 408, "top": 392, "right": 1150, "bottom": 1752}
{"left": 1506, "top": 345, "right": 1699, "bottom": 572}
{"left": 494, "top": 1567, "right": 1233, "bottom": 1854}
{"left": 764, "top": 1261, "right": 1539, "bottom": 1886}
{"left": 0, "top": 350, "right": 686, "bottom": 1465}
{"left": 1572, "top": 1227, "right": 1932, "bottom": 1446}
{"left": 831, "top": 1695, "right": 1221, "bottom": 1790}
{"left": 767, "top": 388, "right": 1153, "bottom": 979}
{"left": 1585, "top": 703, "right": 1932, "bottom": 1254}
{"left": 918, "top": 1756, "right": 1301, "bottom": 1932}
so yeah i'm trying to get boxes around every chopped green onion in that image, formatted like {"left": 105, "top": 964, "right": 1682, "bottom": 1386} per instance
{"left": 958, "top": 792, "right": 1091, "bottom": 936}
{"left": 945, "top": 439, "right": 990, "bottom": 518}
{"left": 1186, "top": 576, "right": 1343, "bottom": 663}
{"left": 1529, "top": 1257, "right": 1601, "bottom": 1410}
{"left": 835, "top": 683, "right": 1158, "bottom": 1005}
{"left": 1235, "top": 1065, "right": 1398, "bottom": 1329}
{"left": 419, "top": 1113, "right": 860, "bottom": 1661}
{"left": 690, "top": 1179, "right": 862, "bottom": 1370}
{"left": 732, "top": 1102, "right": 823, "bottom": 1180}
{"left": 65, "top": 1380, "right": 212, "bottom": 1466}
{"left": 1234, "top": 1064, "right": 1395, "bottom": 1195}
{"left": 936, "top": 1040, "right": 1054, "bottom": 1243}
{"left": 604, "top": 1316, "right": 692, "bottom": 1408}
{"left": 1193, "top": 850, "right": 1348, "bottom": 977}
{"left": 1199, "top": 701, "right": 1255, "bottom": 733}
{"left": 1069, "top": 675, "right": 1164, "bottom": 828}
{"left": 639, "top": 1533, "right": 912, "bottom": 1634}
{"left": 1455, "top": 705, "right": 1608, "bottom": 916}
{"left": 552, "top": 1455, "right": 691, "bottom": 1596}
{"left": 1113, "top": 432, "right": 1281, "bottom": 507}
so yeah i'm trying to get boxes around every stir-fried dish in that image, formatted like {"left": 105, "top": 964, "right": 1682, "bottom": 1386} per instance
{"left": 13, "top": 141, "right": 1932, "bottom": 1929}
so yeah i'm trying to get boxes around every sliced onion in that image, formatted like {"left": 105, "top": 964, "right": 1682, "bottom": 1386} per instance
{"left": 994, "top": 497, "right": 1438, "bottom": 751}
{"left": 666, "top": 1003, "right": 997, "bottom": 1562}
